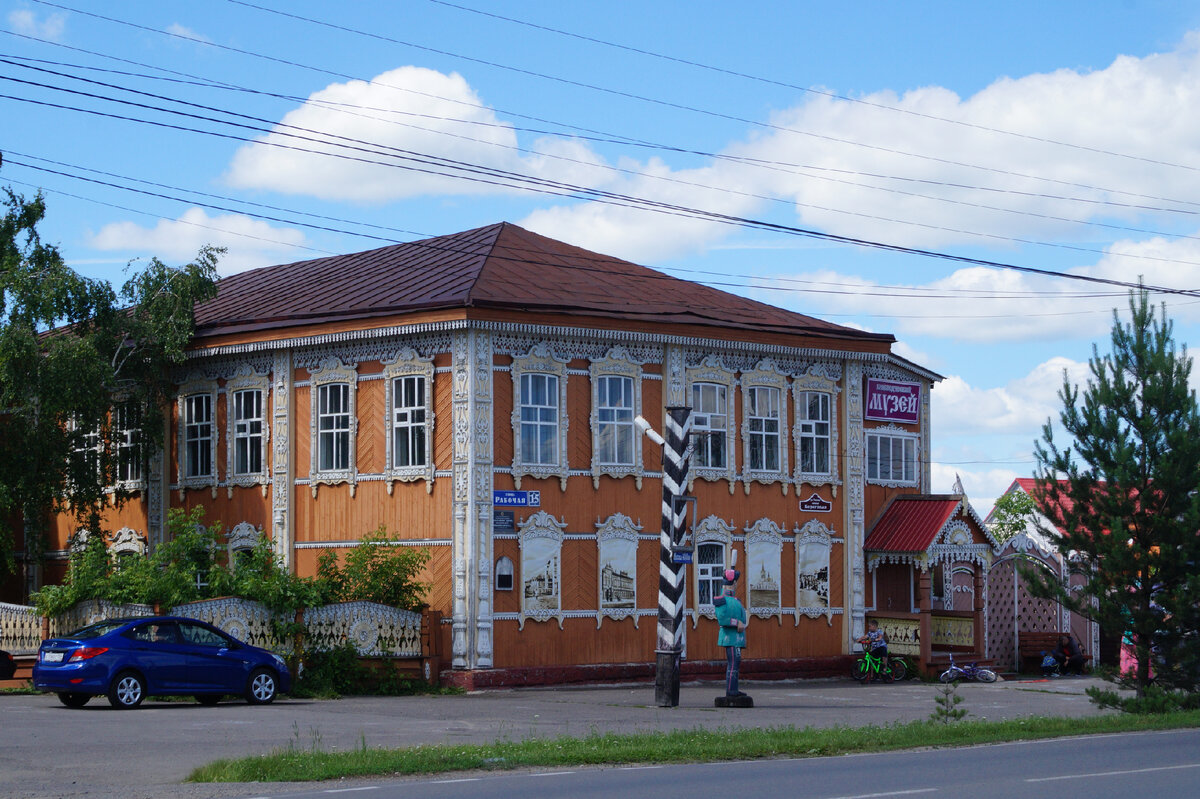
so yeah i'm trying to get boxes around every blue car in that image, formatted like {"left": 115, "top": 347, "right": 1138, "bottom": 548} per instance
{"left": 33, "top": 616, "right": 291, "bottom": 709}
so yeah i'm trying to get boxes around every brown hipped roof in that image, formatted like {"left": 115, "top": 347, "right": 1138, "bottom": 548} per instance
{"left": 192, "top": 222, "right": 895, "bottom": 346}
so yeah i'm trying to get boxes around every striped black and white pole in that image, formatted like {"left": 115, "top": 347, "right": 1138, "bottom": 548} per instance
{"left": 655, "top": 405, "right": 692, "bottom": 707}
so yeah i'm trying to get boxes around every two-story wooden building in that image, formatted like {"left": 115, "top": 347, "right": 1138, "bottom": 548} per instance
{"left": 20, "top": 222, "right": 969, "bottom": 685}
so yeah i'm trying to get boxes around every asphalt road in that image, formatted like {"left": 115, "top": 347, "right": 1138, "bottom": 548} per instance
{"left": 0, "top": 675, "right": 1127, "bottom": 799}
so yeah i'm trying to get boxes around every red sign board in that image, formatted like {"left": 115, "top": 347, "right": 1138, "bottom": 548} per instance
{"left": 865, "top": 378, "right": 921, "bottom": 424}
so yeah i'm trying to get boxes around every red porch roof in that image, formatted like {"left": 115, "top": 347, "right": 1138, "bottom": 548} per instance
{"left": 864, "top": 495, "right": 962, "bottom": 554}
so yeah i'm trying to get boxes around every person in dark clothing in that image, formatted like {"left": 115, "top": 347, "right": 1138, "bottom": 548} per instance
{"left": 1053, "top": 634, "right": 1086, "bottom": 675}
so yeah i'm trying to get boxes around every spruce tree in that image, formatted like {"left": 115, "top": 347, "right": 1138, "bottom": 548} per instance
{"left": 1033, "top": 288, "right": 1200, "bottom": 698}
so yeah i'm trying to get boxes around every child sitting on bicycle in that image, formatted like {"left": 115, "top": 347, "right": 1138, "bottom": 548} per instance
{"left": 859, "top": 619, "right": 889, "bottom": 671}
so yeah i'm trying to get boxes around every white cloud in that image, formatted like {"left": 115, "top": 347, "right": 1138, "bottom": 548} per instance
{"left": 88, "top": 208, "right": 308, "bottom": 275}
{"left": 165, "top": 23, "right": 210, "bottom": 44}
{"left": 8, "top": 9, "right": 65, "bottom": 40}
{"left": 518, "top": 34, "right": 1200, "bottom": 270}
{"left": 932, "top": 356, "right": 1089, "bottom": 436}
{"left": 225, "top": 66, "right": 614, "bottom": 203}
{"left": 931, "top": 460, "right": 1021, "bottom": 520}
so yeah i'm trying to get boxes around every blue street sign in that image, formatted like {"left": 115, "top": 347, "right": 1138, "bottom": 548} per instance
{"left": 672, "top": 549, "right": 693, "bottom": 564}
{"left": 493, "top": 490, "right": 541, "bottom": 507}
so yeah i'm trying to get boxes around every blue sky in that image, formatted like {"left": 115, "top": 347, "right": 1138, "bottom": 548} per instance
{"left": 6, "top": 1, "right": 1200, "bottom": 513}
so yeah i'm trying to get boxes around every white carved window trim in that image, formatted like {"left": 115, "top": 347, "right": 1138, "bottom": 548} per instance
{"left": 744, "top": 518, "right": 784, "bottom": 621}
{"left": 589, "top": 346, "right": 644, "bottom": 489}
{"left": 595, "top": 512, "right": 641, "bottom": 628}
{"left": 795, "top": 518, "right": 835, "bottom": 626}
{"left": 511, "top": 343, "right": 569, "bottom": 491}
{"left": 108, "top": 526, "right": 146, "bottom": 558}
{"left": 741, "top": 358, "right": 790, "bottom": 494}
{"left": 113, "top": 400, "right": 144, "bottom": 492}
{"left": 686, "top": 355, "right": 736, "bottom": 493}
{"left": 176, "top": 374, "right": 218, "bottom": 498}
{"left": 226, "top": 365, "right": 271, "bottom": 498}
{"left": 793, "top": 372, "right": 839, "bottom": 486}
{"left": 690, "top": 514, "right": 735, "bottom": 625}
{"left": 865, "top": 424, "right": 919, "bottom": 488}
{"left": 226, "top": 520, "right": 261, "bottom": 562}
{"left": 517, "top": 510, "right": 567, "bottom": 630}
{"left": 383, "top": 349, "right": 436, "bottom": 495}
{"left": 309, "top": 356, "right": 358, "bottom": 497}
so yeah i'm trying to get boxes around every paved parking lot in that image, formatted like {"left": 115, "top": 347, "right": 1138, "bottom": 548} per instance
{"left": 1, "top": 675, "right": 1113, "bottom": 799}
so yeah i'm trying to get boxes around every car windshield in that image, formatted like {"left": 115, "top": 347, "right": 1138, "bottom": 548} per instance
{"left": 64, "top": 620, "right": 134, "bottom": 640}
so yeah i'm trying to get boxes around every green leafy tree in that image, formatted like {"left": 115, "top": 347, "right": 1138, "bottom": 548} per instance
{"left": 0, "top": 184, "right": 219, "bottom": 578}
{"left": 1033, "top": 288, "right": 1200, "bottom": 701}
{"left": 988, "top": 488, "right": 1039, "bottom": 544}
{"left": 316, "top": 526, "right": 430, "bottom": 610}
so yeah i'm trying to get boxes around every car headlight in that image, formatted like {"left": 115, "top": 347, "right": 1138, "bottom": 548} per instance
{"left": 271, "top": 654, "right": 287, "bottom": 671}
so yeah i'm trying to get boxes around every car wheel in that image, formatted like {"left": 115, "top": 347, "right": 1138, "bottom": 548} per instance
{"left": 57, "top": 692, "right": 91, "bottom": 708}
{"left": 195, "top": 694, "right": 222, "bottom": 706}
{"left": 245, "top": 668, "right": 277, "bottom": 705}
{"left": 107, "top": 671, "right": 146, "bottom": 709}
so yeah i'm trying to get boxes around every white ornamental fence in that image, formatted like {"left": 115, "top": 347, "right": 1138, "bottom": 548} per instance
{"left": 0, "top": 598, "right": 431, "bottom": 661}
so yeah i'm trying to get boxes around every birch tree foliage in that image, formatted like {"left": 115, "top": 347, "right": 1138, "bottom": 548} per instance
{"left": 0, "top": 186, "right": 219, "bottom": 574}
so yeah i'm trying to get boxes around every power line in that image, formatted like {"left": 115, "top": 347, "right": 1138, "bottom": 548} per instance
{"left": 31, "top": 0, "right": 1200, "bottom": 217}
{"left": 9, "top": 60, "right": 1200, "bottom": 276}
{"left": 426, "top": 0, "right": 1200, "bottom": 175}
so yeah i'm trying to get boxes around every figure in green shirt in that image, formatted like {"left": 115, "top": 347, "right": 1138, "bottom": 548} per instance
{"left": 714, "top": 567, "right": 748, "bottom": 699}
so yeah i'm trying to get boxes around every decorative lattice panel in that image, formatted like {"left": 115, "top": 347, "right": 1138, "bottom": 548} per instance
{"left": 173, "top": 597, "right": 284, "bottom": 653}
{"left": 0, "top": 602, "right": 44, "bottom": 655}
{"left": 304, "top": 601, "right": 423, "bottom": 657}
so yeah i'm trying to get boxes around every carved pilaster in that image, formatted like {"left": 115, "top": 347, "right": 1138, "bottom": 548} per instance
{"left": 451, "top": 330, "right": 471, "bottom": 668}
{"left": 472, "top": 329, "right": 494, "bottom": 668}
{"left": 271, "top": 350, "right": 293, "bottom": 569}
{"left": 664, "top": 343, "right": 686, "bottom": 407}
{"left": 921, "top": 379, "right": 932, "bottom": 492}
{"left": 844, "top": 360, "right": 866, "bottom": 648}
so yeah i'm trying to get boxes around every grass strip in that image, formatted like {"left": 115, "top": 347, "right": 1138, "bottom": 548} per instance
{"left": 188, "top": 709, "right": 1200, "bottom": 783}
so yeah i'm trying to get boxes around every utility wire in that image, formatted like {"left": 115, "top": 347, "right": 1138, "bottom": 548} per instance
{"left": 30, "top": 0, "right": 1200, "bottom": 215}
{"left": 8, "top": 62, "right": 1200, "bottom": 273}
{"left": 427, "top": 0, "right": 1200, "bottom": 174}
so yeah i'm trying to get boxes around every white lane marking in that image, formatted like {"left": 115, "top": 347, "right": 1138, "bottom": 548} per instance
{"left": 618, "top": 765, "right": 664, "bottom": 770}
{"left": 826, "top": 790, "right": 938, "bottom": 799}
{"left": 1028, "top": 763, "right": 1200, "bottom": 782}
{"left": 531, "top": 771, "right": 576, "bottom": 777}
{"left": 323, "top": 788, "right": 379, "bottom": 794}
{"left": 430, "top": 778, "right": 481, "bottom": 784}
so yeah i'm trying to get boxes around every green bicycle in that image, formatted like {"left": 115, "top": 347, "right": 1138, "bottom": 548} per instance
{"left": 851, "top": 647, "right": 906, "bottom": 683}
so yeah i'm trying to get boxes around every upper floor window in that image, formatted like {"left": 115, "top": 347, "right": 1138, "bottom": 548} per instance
{"left": 232, "top": 389, "right": 264, "bottom": 476}
{"left": 392, "top": 375, "right": 427, "bottom": 468}
{"left": 596, "top": 375, "right": 635, "bottom": 466}
{"left": 114, "top": 403, "right": 142, "bottom": 484}
{"left": 317, "top": 383, "right": 351, "bottom": 472}
{"left": 382, "top": 349, "right": 435, "bottom": 494}
{"left": 520, "top": 373, "right": 559, "bottom": 466}
{"left": 796, "top": 390, "right": 831, "bottom": 475}
{"left": 691, "top": 382, "right": 728, "bottom": 469}
{"left": 746, "top": 386, "right": 781, "bottom": 473}
{"left": 589, "top": 346, "right": 644, "bottom": 489}
{"left": 183, "top": 393, "right": 213, "bottom": 479}
{"left": 866, "top": 428, "right": 918, "bottom": 485}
